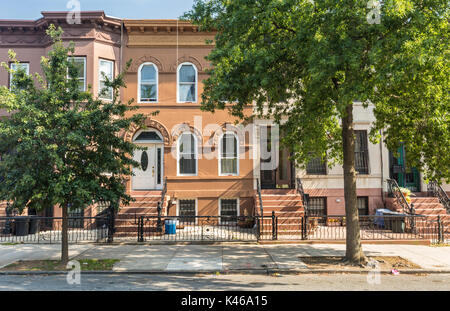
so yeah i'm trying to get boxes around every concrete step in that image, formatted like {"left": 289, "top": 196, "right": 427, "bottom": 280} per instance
{"left": 413, "top": 209, "right": 448, "bottom": 215}
{"left": 258, "top": 199, "right": 302, "bottom": 205}
{"left": 260, "top": 189, "right": 298, "bottom": 195}
{"left": 411, "top": 197, "right": 440, "bottom": 204}
{"left": 412, "top": 203, "right": 446, "bottom": 209}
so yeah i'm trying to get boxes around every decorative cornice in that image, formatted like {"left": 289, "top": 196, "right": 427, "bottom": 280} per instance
{"left": 129, "top": 55, "right": 164, "bottom": 73}
{"left": 170, "top": 55, "right": 204, "bottom": 72}
{"left": 124, "top": 118, "right": 171, "bottom": 146}
{"left": 0, "top": 11, "right": 122, "bottom": 47}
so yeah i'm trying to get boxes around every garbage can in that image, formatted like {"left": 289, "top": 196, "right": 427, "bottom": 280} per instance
{"left": 28, "top": 216, "right": 40, "bottom": 234}
{"left": 383, "top": 211, "right": 406, "bottom": 233}
{"left": 165, "top": 220, "right": 176, "bottom": 235}
{"left": 14, "top": 217, "right": 30, "bottom": 236}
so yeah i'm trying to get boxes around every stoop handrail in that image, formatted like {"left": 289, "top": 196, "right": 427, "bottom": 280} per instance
{"left": 256, "top": 178, "right": 264, "bottom": 217}
{"left": 429, "top": 181, "right": 450, "bottom": 213}
{"left": 296, "top": 177, "right": 309, "bottom": 216}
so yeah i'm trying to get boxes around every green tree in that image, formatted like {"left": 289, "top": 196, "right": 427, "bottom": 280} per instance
{"left": 0, "top": 25, "right": 145, "bottom": 264}
{"left": 184, "top": 0, "right": 449, "bottom": 264}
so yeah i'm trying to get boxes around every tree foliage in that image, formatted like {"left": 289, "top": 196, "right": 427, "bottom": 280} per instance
{"left": 184, "top": 0, "right": 449, "bottom": 181}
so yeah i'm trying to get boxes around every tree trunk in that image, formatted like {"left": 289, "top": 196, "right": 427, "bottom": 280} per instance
{"left": 342, "top": 103, "right": 367, "bottom": 265}
{"left": 61, "top": 203, "right": 69, "bottom": 264}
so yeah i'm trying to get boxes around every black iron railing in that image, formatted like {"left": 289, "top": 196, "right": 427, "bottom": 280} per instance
{"left": 387, "top": 179, "right": 413, "bottom": 214}
{"left": 428, "top": 181, "right": 450, "bottom": 213}
{"left": 137, "top": 215, "right": 262, "bottom": 242}
{"left": 157, "top": 177, "right": 168, "bottom": 232}
{"left": 0, "top": 215, "right": 112, "bottom": 244}
{"left": 306, "top": 158, "right": 327, "bottom": 175}
{"left": 296, "top": 177, "right": 310, "bottom": 216}
{"left": 256, "top": 178, "right": 264, "bottom": 217}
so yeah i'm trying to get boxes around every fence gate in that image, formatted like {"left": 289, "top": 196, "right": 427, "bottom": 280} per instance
{"left": 137, "top": 215, "right": 274, "bottom": 242}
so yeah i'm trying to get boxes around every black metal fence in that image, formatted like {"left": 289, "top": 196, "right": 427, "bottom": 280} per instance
{"left": 301, "top": 215, "right": 446, "bottom": 243}
{"left": 0, "top": 214, "right": 114, "bottom": 244}
{"left": 137, "top": 215, "right": 260, "bottom": 242}
{"left": 131, "top": 214, "right": 448, "bottom": 244}
{"left": 1, "top": 211, "right": 447, "bottom": 244}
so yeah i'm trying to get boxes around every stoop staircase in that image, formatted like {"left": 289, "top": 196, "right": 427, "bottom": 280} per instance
{"left": 0, "top": 202, "right": 7, "bottom": 217}
{"left": 255, "top": 185, "right": 305, "bottom": 239}
{"left": 114, "top": 190, "right": 167, "bottom": 238}
{"left": 386, "top": 179, "right": 450, "bottom": 241}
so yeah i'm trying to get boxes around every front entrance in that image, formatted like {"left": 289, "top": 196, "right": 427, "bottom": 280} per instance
{"left": 389, "top": 145, "right": 421, "bottom": 192}
{"left": 259, "top": 125, "right": 293, "bottom": 189}
{"left": 132, "top": 130, "right": 164, "bottom": 190}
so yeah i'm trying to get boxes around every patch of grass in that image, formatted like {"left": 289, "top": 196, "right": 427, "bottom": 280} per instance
{"left": 1, "top": 259, "right": 120, "bottom": 271}
{"left": 0, "top": 242, "right": 21, "bottom": 246}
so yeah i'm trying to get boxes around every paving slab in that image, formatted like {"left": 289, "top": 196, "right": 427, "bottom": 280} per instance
{"left": 74, "top": 245, "right": 139, "bottom": 260}
{"left": 263, "top": 245, "right": 311, "bottom": 269}
{"left": 222, "top": 245, "right": 275, "bottom": 270}
{"left": 113, "top": 245, "right": 179, "bottom": 271}
{"left": 166, "top": 245, "right": 222, "bottom": 271}
{"left": 0, "top": 244, "right": 93, "bottom": 268}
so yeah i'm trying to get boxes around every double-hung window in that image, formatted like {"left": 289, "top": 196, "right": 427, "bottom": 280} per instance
{"left": 138, "top": 63, "right": 158, "bottom": 102}
{"left": 178, "top": 133, "right": 197, "bottom": 176}
{"left": 99, "top": 59, "right": 114, "bottom": 100}
{"left": 355, "top": 130, "right": 369, "bottom": 174}
{"left": 177, "top": 63, "right": 197, "bottom": 103}
{"left": 9, "top": 62, "right": 29, "bottom": 90}
{"left": 219, "top": 133, "right": 239, "bottom": 176}
{"left": 68, "top": 57, "right": 86, "bottom": 92}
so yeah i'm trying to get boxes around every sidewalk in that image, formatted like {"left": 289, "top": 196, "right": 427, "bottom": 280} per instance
{"left": 1, "top": 243, "right": 450, "bottom": 274}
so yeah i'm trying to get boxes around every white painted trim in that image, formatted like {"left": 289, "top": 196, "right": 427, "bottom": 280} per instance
{"left": 98, "top": 58, "right": 114, "bottom": 101}
{"left": 218, "top": 198, "right": 240, "bottom": 225}
{"left": 218, "top": 132, "right": 239, "bottom": 176}
{"left": 137, "top": 62, "right": 159, "bottom": 103}
{"left": 67, "top": 56, "right": 87, "bottom": 92}
{"left": 176, "top": 62, "right": 198, "bottom": 103}
{"left": 177, "top": 132, "right": 198, "bottom": 176}
{"left": 9, "top": 62, "right": 29, "bottom": 90}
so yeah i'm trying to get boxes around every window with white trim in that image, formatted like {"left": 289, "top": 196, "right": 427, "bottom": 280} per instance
{"left": 177, "top": 63, "right": 197, "bottom": 102}
{"left": 219, "top": 132, "right": 239, "bottom": 176}
{"left": 68, "top": 57, "right": 86, "bottom": 92}
{"left": 9, "top": 62, "right": 29, "bottom": 90}
{"left": 138, "top": 63, "right": 158, "bottom": 102}
{"left": 99, "top": 59, "right": 114, "bottom": 100}
{"left": 220, "top": 199, "right": 239, "bottom": 223}
{"left": 178, "top": 133, "right": 197, "bottom": 175}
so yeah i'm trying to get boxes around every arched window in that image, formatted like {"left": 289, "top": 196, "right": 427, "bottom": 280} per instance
{"left": 138, "top": 63, "right": 158, "bottom": 102}
{"left": 177, "top": 133, "right": 197, "bottom": 176}
{"left": 219, "top": 132, "right": 239, "bottom": 176}
{"left": 177, "top": 63, "right": 197, "bottom": 103}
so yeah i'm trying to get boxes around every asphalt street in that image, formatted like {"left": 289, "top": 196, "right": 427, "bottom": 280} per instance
{"left": 0, "top": 273, "right": 449, "bottom": 291}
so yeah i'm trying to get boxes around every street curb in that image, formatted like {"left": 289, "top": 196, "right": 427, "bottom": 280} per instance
{"left": 1, "top": 269, "right": 449, "bottom": 276}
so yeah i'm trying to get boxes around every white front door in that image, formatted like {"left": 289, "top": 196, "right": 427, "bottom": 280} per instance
{"left": 132, "top": 144, "right": 162, "bottom": 190}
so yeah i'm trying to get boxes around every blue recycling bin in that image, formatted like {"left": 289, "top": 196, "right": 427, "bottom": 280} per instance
{"left": 374, "top": 209, "right": 392, "bottom": 228}
{"left": 165, "top": 220, "right": 176, "bottom": 235}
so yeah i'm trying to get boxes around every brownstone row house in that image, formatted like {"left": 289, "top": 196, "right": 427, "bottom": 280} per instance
{"left": 0, "top": 12, "right": 448, "bottom": 237}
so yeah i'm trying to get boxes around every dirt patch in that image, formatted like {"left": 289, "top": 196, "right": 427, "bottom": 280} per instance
{"left": 0, "top": 259, "right": 119, "bottom": 271}
{"left": 299, "top": 256, "right": 421, "bottom": 270}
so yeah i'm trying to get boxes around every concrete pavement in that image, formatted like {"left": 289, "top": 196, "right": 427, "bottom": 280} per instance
{"left": 1, "top": 243, "right": 450, "bottom": 273}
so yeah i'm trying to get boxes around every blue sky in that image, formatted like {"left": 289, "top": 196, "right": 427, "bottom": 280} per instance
{"left": 0, "top": 0, "right": 196, "bottom": 20}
